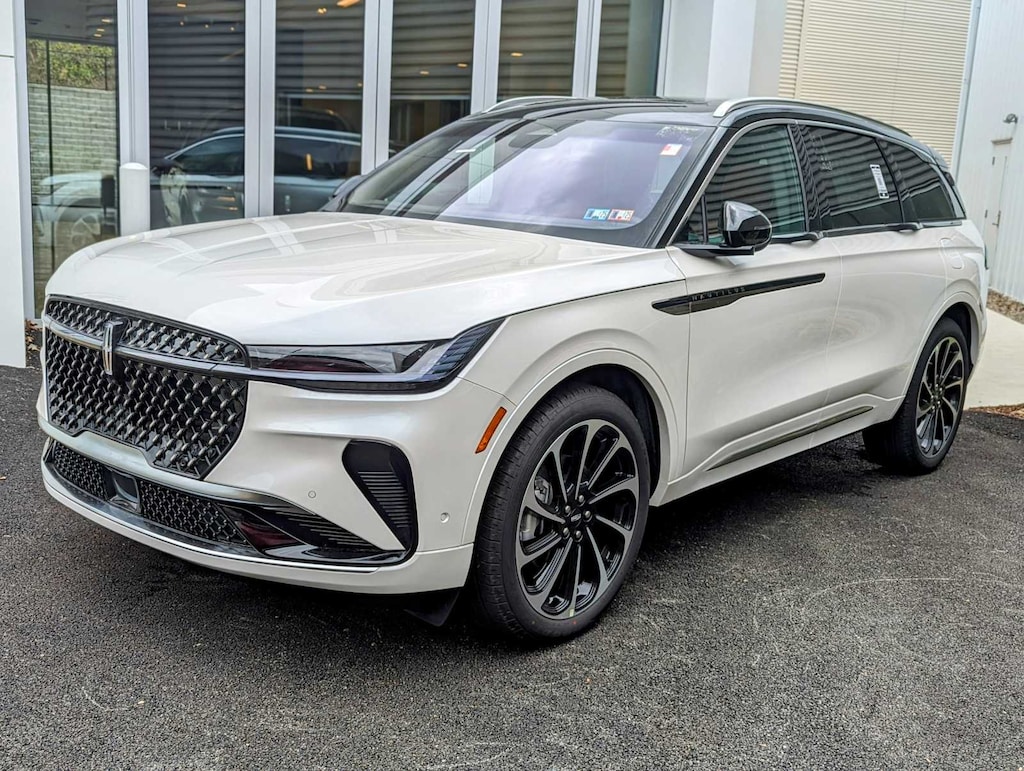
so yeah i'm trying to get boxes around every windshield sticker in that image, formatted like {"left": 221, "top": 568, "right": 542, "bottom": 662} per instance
{"left": 869, "top": 164, "right": 890, "bottom": 199}
{"left": 609, "top": 209, "right": 635, "bottom": 222}
{"left": 584, "top": 208, "right": 611, "bottom": 221}
{"left": 660, "top": 143, "right": 684, "bottom": 157}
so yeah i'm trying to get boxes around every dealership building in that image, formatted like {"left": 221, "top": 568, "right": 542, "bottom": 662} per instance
{"left": 0, "top": 0, "right": 978, "bottom": 368}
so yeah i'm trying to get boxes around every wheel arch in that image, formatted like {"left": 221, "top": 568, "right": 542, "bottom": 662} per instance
{"left": 460, "top": 351, "right": 679, "bottom": 545}
{"left": 938, "top": 298, "right": 980, "bottom": 373}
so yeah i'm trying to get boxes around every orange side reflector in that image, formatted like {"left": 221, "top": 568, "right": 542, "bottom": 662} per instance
{"left": 475, "top": 407, "right": 507, "bottom": 454}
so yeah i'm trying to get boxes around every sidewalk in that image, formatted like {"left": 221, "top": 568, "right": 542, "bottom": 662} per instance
{"left": 967, "top": 309, "right": 1024, "bottom": 408}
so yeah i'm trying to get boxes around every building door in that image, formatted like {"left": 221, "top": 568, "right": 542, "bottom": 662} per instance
{"left": 983, "top": 140, "right": 1011, "bottom": 267}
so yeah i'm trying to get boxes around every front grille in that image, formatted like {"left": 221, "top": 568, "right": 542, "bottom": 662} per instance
{"left": 44, "top": 300, "right": 247, "bottom": 479}
{"left": 46, "top": 299, "right": 246, "bottom": 364}
{"left": 47, "top": 442, "right": 392, "bottom": 562}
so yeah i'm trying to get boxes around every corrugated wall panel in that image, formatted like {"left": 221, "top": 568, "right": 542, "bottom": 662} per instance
{"left": 777, "top": 0, "right": 805, "bottom": 99}
{"left": 781, "top": 0, "right": 971, "bottom": 161}
{"left": 956, "top": 0, "right": 1024, "bottom": 302}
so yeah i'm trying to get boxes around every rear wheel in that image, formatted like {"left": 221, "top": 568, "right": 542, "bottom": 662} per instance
{"left": 469, "top": 385, "right": 649, "bottom": 640}
{"left": 863, "top": 318, "right": 968, "bottom": 474}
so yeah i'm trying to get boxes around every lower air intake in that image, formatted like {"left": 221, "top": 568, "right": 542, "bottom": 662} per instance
{"left": 343, "top": 441, "right": 418, "bottom": 550}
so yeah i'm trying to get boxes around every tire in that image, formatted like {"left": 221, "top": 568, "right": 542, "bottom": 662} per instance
{"left": 863, "top": 318, "right": 969, "bottom": 474}
{"left": 469, "top": 384, "right": 650, "bottom": 641}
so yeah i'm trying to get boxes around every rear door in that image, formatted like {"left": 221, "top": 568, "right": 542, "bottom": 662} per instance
{"left": 666, "top": 122, "right": 842, "bottom": 474}
{"left": 799, "top": 125, "right": 950, "bottom": 404}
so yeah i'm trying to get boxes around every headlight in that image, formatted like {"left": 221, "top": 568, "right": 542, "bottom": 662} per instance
{"left": 246, "top": 319, "right": 502, "bottom": 392}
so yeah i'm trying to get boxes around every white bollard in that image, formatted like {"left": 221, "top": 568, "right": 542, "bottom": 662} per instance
{"left": 119, "top": 162, "right": 151, "bottom": 236}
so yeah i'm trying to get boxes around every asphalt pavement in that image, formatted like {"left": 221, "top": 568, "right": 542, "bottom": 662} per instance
{"left": 2, "top": 362, "right": 1023, "bottom": 770}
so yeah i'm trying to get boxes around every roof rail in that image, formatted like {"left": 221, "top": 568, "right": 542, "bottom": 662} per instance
{"left": 482, "top": 95, "right": 598, "bottom": 113}
{"left": 712, "top": 97, "right": 910, "bottom": 136}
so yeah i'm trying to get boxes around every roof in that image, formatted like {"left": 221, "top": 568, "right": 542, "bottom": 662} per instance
{"left": 478, "top": 95, "right": 941, "bottom": 164}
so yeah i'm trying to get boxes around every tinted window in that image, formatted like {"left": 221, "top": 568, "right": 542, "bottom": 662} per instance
{"left": 684, "top": 125, "right": 806, "bottom": 243}
{"left": 173, "top": 136, "right": 243, "bottom": 175}
{"left": 882, "top": 141, "right": 957, "bottom": 222}
{"left": 275, "top": 136, "right": 355, "bottom": 179}
{"left": 803, "top": 127, "right": 901, "bottom": 230}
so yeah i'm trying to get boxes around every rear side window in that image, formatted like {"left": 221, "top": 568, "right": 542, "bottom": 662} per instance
{"left": 802, "top": 127, "right": 902, "bottom": 230}
{"left": 683, "top": 125, "right": 806, "bottom": 243}
{"left": 881, "top": 141, "right": 958, "bottom": 222}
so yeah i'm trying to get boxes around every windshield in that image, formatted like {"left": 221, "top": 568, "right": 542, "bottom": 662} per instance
{"left": 335, "top": 116, "right": 712, "bottom": 246}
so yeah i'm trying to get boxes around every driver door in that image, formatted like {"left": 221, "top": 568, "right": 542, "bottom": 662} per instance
{"left": 666, "top": 123, "right": 842, "bottom": 475}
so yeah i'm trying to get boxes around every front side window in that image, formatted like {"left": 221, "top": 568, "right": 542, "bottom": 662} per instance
{"left": 881, "top": 141, "right": 957, "bottom": 222}
{"left": 803, "top": 126, "right": 902, "bottom": 230}
{"left": 339, "top": 117, "right": 712, "bottom": 246}
{"left": 683, "top": 125, "right": 806, "bottom": 244}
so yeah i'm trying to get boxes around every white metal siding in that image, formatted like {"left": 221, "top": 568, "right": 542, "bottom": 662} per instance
{"left": 955, "top": 0, "right": 1024, "bottom": 302}
{"left": 777, "top": 0, "right": 804, "bottom": 98}
{"left": 781, "top": 0, "right": 971, "bottom": 161}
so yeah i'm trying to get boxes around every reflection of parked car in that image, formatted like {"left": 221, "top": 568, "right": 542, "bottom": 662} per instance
{"left": 33, "top": 168, "right": 118, "bottom": 254}
{"left": 154, "top": 126, "right": 364, "bottom": 226}
{"left": 33, "top": 128, "right": 365, "bottom": 245}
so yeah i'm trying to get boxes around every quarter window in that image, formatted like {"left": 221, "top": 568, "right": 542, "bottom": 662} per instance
{"left": 881, "top": 141, "right": 957, "bottom": 222}
{"left": 683, "top": 125, "right": 806, "bottom": 244}
{"left": 802, "top": 127, "right": 901, "bottom": 230}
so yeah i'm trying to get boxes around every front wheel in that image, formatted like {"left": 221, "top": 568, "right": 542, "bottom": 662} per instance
{"left": 863, "top": 318, "right": 968, "bottom": 474}
{"left": 469, "top": 385, "right": 650, "bottom": 640}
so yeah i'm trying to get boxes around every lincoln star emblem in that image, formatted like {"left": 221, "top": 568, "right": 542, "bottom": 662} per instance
{"left": 101, "top": 318, "right": 128, "bottom": 381}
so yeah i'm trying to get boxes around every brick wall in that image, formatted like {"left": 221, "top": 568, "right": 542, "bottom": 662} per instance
{"left": 27, "top": 83, "right": 117, "bottom": 194}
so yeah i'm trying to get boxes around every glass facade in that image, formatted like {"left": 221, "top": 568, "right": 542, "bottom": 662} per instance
{"left": 596, "top": 0, "right": 663, "bottom": 97}
{"left": 276, "top": 0, "right": 366, "bottom": 215}
{"left": 25, "top": 1, "right": 118, "bottom": 313}
{"left": 149, "top": 0, "right": 246, "bottom": 228}
{"left": 389, "top": 0, "right": 474, "bottom": 150}
{"left": 497, "top": 0, "right": 577, "bottom": 99}
{"left": 19, "top": 0, "right": 666, "bottom": 296}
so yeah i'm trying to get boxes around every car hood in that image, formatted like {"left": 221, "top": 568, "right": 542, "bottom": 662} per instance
{"left": 47, "top": 213, "right": 683, "bottom": 344}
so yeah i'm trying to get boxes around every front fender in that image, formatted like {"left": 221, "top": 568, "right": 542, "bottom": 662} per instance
{"left": 458, "top": 287, "right": 689, "bottom": 543}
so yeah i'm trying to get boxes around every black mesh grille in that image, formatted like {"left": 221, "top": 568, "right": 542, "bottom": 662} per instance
{"left": 47, "top": 442, "right": 393, "bottom": 560}
{"left": 48, "top": 440, "right": 107, "bottom": 501}
{"left": 45, "top": 331, "right": 246, "bottom": 479}
{"left": 47, "top": 442, "right": 245, "bottom": 545}
{"left": 45, "top": 299, "right": 246, "bottom": 364}
{"left": 136, "top": 480, "right": 246, "bottom": 544}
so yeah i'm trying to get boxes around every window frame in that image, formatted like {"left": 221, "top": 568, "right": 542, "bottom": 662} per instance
{"left": 669, "top": 119, "right": 814, "bottom": 250}
{"left": 879, "top": 139, "right": 962, "bottom": 227}
{"left": 794, "top": 123, "right": 905, "bottom": 235}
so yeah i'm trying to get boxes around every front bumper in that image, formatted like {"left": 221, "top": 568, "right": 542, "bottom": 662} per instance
{"left": 38, "top": 374, "right": 513, "bottom": 594}
{"left": 43, "top": 460, "right": 473, "bottom": 593}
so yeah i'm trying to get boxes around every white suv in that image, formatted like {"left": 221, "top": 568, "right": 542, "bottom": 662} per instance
{"left": 38, "top": 98, "right": 987, "bottom": 640}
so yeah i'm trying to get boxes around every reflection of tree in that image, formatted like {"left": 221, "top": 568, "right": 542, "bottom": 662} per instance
{"left": 27, "top": 39, "right": 116, "bottom": 91}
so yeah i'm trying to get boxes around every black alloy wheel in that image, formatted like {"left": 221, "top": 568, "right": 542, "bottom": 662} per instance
{"left": 470, "top": 384, "right": 650, "bottom": 640}
{"left": 863, "top": 317, "right": 969, "bottom": 473}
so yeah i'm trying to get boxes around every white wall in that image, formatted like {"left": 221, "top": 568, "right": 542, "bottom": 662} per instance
{"left": 955, "top": 0, "right": 1024, "bottom": 302}
{"left": 662, "top": 0, "right": 786, "bottom": 99}
{"left": 0, "top": 0, "right": 27, "bottom": 368}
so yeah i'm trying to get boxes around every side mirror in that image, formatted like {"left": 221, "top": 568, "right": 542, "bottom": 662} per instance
{"left": 720, "top": 200, "right": 772, "bottom": 251}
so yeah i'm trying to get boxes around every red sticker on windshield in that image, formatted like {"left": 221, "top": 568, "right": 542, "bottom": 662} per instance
{"left": 609, "top": 209, "right": 634, "bottom": 222}
{"left": 660, "top": 144, "right": 683, "bottom": 156}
